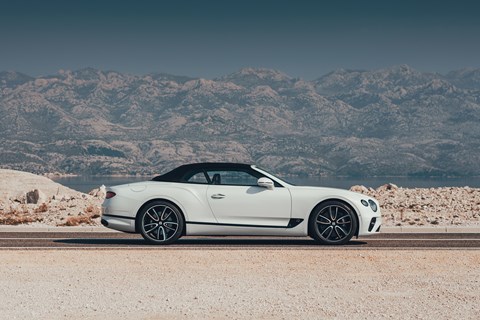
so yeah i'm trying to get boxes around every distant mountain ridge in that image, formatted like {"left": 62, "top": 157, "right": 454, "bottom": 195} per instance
{"left": 1, "top": 65, "right": 479, "bottom": 177}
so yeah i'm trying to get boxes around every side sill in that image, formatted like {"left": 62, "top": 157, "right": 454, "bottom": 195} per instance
{"left": 102, "top": 214, "right": 136, "bottom": 220}
{"left": 186, "top": 218, "right": 304, "bottom": 229}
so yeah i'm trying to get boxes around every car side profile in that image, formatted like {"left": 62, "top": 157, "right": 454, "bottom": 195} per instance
{"left": 101, "top": 163, "right": 382, "bottom": 245}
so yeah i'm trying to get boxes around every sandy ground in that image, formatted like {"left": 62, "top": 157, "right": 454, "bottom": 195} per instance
{"left": 0, "top": 249, "right": 479, "bottom": 319}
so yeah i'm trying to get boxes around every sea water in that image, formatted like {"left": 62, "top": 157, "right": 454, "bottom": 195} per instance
{"left": 52, "top": 175, "right": 480, "bottom": 193}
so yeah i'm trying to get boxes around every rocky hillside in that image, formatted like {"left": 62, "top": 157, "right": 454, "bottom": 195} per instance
{"left": 1, "top": 66, "right": 479, "bottom": 176}
{"left": 350, "top": 184, "right": 480, "bottom": 227}
{"left": 0, "top": 169, "right": 103, "bottom": 226}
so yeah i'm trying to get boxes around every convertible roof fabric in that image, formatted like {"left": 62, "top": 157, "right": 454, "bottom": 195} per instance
{"left": 152, "top": 163, "right": 252, "bottom": 182}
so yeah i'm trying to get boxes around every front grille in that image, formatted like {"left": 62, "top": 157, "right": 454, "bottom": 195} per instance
{"left": 368, "top": 217, "right": 377, "bottom": 232}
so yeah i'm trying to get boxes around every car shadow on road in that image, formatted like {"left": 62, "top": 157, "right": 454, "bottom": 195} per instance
{"left": 54, "top": 237, "right": 368, "bottom": 247}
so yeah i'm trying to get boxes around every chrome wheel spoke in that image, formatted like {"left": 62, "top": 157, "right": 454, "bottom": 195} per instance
{"left": 334, "top": 226, "right": 342, "bottom": 239}
{"left": 159, "top": 226, "right": 166, "bottom": 241}
{"left": 146, "top": 209, "right": 159, "bottom": 222}
{"left": 329, "top": 206, "right": 338, "bottom": 220}
{"left": 336, "top": 226, "right": 348, "bottom": 237}
{"left": 163, "top": 222, "right": 178, "bottom": 231}
{"left": 144, "top": 223, "right": 158, "bottom": 234}
{"left": 144, "top": 222, "right": 157, "bottom": 228}
{"left": 161, "top": 207, "right": 172, "bottom": 221}
{"left": 321, "top": 226, "right": 333, "bottom": 238}
{"left": 316, "top": 221, "right": 330, "bottom": 225}
{"left": 316, "top": 215, "right": 331, "bottom": 224}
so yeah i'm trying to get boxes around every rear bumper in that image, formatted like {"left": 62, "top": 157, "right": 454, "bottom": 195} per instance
{"left": 101, "top": 213, "right": 136, "bottom": 233}
{"left": 102, "top": 197, "right": 137, "bottom": 233}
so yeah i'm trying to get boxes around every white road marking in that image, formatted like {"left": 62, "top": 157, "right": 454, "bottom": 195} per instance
{"left": 1, "top": 247, "right": 477, "bottom": 251}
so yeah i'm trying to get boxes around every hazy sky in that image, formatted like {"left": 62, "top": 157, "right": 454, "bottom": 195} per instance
{"left": 1, "top": 0, "right": 479, "bottom": 79}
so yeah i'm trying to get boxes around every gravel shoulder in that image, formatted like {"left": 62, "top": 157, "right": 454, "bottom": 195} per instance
{"left": 0, "top": 249, "right": 479, "bottom": 319}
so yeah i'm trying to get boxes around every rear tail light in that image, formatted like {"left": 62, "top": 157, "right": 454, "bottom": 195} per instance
{"left": 105, "top": 191, "right": 116, "bottom": 199}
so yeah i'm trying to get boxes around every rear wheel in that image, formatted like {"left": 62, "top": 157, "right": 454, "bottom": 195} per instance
{"left": 138, "top": 201, "right": 184, "bottom": 245}
{"left": 310, "top": 201, "right": 357, "bottom": 245}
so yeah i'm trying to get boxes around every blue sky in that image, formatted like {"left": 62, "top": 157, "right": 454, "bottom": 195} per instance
{"left": 1, "top": 0, "right": 479, "bottom": 79}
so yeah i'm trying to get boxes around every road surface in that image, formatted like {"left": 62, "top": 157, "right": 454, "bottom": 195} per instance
{"left": 0, "top": 232, "right": 479, "bottom": 249}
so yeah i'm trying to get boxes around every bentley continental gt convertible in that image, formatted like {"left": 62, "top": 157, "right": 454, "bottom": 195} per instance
{"left": 101, "top": 163, "right": 382, "bottom": 245}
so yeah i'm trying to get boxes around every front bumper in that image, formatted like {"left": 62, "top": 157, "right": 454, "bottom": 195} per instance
{"left": 358, "top": 210, "right": 382, "bottom": 236}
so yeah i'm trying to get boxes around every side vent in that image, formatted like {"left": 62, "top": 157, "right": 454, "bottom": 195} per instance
{"left": 368, "top": 218, "right": 377, "bottom": 232}
{"left": 287, "top": 218, "right": 304, "bottom": 228}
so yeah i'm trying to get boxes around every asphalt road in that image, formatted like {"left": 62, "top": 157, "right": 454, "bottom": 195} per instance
{"left": 0, "top": 232, "right": 479, "bottom": 249}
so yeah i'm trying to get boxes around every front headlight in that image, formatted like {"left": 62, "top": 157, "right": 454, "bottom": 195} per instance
{"left": 368, "top": 199, "right": 378, "bottom": 212}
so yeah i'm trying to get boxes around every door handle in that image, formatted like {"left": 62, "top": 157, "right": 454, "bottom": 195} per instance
{"left": 211, "top": 194, "right": 225, "bottom": 199}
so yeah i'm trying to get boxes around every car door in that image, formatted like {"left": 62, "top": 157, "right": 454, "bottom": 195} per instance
{"left": 205, "top": 169, "right": 291, "bottom": 227}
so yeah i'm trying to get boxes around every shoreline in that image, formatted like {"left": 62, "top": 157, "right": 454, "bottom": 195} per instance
{"left": 45, "top": 173, "right": 480, "bottom": 179}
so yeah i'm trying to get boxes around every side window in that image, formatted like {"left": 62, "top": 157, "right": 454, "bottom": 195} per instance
{"left": 185, "top": 171, "right": 209, "bottom": 184}
{"left": 206, "top": 170, "right": 259, "bottom": 186}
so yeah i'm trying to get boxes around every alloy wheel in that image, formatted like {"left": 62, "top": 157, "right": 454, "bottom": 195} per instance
{"left": 311, "top": 202, "right": 356, "bottom": 245}
{"left": 141, "top": 203, "right": 181, "bottom": 244}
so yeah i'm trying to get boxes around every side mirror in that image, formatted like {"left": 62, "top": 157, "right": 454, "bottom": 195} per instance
{"left": 257, "top": 177, "right": 274, "bottom": 190}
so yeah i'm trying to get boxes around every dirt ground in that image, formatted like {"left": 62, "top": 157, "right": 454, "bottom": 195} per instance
{"left": 0, "top": 249, "right": 479, "bottom": 319}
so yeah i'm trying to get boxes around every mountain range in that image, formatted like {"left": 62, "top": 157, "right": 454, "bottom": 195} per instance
{"left": 1, "top": 65, "right": 479, "bottom": 177}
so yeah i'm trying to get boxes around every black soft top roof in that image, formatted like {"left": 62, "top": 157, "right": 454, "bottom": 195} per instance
{"left": 152, "top": 163, "right": 253, "bottom": 182}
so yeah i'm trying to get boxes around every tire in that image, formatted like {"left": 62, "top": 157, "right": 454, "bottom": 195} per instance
{"left": 138, "top": 200, "right": 184, "bottom": 245}
{"left": 309, "top": 200, "right": 357, "bottom": 245}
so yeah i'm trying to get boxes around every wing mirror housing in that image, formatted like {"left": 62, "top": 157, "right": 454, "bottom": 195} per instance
{"left": 257, "top": 177, "right": 275, "bottom": 190}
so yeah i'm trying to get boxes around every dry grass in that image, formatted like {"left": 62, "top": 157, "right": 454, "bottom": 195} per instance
{"left": 57, "top": 205, "right": 101, "bottom": 226}
{"left": 59, "top": 215, "right": 93, "bottom": 226}
{"left": 34, "top": 203, "right": 48, "bottom": 213}
{"left": 0, "top": 209, "right": 42, "bottom": 225}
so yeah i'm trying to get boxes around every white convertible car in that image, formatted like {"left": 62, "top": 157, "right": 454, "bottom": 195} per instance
{"left": 101, "top": 163, "right": 381, "bottom": 245}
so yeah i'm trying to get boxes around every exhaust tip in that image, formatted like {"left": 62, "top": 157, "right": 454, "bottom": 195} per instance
{"left": 101, "top": 219, "right": 108, "bottom": 227}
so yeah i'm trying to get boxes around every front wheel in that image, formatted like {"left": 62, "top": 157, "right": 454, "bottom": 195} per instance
{"left": 309, "top": 201, "right": 357, "bottom": 245}
{"left": 138, "top": 201, "right": 184, "bottom": 245}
